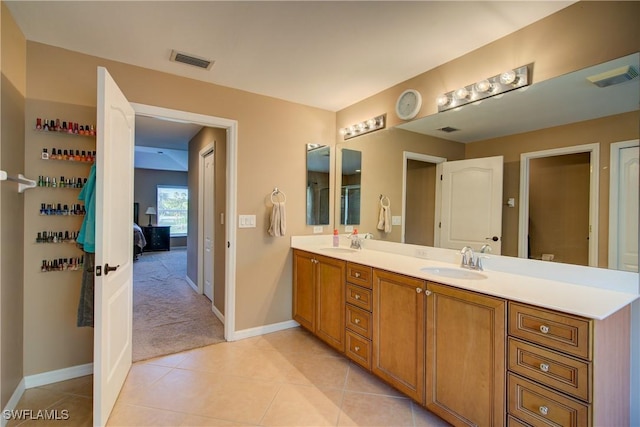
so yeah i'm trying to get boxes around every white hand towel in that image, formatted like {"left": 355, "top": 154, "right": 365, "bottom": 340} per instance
{"left": 268, "top": 202, "right": 286, "bottom": 237}
{"left": 377, "top": 204, "right": 392, "bottom": 233}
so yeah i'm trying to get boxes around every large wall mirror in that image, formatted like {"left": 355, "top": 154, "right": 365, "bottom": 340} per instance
{"left": 306, "top": 144, "right": 330, "bottom": 225}
{"left": 340, "top": 148, "right": 362, "bottom": 225}
{"left": 334, "top": 53, "right": 639, "bottom": 271}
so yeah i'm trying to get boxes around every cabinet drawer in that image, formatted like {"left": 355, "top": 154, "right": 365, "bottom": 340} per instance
{"left": 508, "top": 338, "right": 591, "bottom": 402}
{"left": 347, "top": 263, "right": 372, "bottom": 289}
{"left": 508, "top": 373, "right": 590, "bottom": 427}
{"left": 346, "top": 304, "right": 372, "bottom": 339}
{"left": 346, "top": 330, "right": 371, "bottom": 370}
{"left": 507, "top": 415, "right": 531, "bottom": 427}
{"left": 346, "top": 284, "right": 372, "bottom": 311}
{"left": 509, "top": 302, "right": 592, "bottom": 360}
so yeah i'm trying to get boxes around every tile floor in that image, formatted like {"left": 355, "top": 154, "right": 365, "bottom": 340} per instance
{"left": 8, "top": 328, "right": 451, "bottom": 426}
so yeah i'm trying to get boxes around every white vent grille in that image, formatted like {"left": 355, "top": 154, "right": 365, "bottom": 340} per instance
{"left": 170, "top": 50, "right": 214, "bottom": 70}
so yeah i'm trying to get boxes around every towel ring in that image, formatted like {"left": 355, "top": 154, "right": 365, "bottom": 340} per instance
{"left": 271, "top": 188, "right": 287, "bottom": 204}
{"left": 379, "top": 194, "right": 390, "bottom": 208}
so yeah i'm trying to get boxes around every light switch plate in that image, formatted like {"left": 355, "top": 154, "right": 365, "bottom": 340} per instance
{"left": 238, "top": 214, "right": 256, "bottom": 228}
{"left": 391, "top": 216, "right": 402, "bottom": 226}
{"left": 313, "top": 226, "right": 323, "bottom": 233}
{"left": 344, "top": 225, "right": 354, "bottom": 232}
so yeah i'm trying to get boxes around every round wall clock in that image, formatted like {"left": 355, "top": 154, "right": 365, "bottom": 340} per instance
{"left": 395, "top": 89, "right": 422, "bottom": 120}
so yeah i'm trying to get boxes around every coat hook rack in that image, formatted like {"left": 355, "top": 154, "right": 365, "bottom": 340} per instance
{"left": 0, "top": 170, "right": 37, "bottom": 193}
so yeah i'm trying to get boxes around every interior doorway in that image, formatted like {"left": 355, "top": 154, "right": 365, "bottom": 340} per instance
{"left": 201, "top": 146, "right": 215, "bottom": 301}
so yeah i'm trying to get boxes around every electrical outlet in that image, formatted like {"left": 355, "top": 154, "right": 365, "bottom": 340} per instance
{"left": 313, "top": 226, "right": 323, "bottom": 234}
{"left": 392, "top": 216, "right": 402, "bottom": 226}
{"left": 415, "top": 248, "right": 429, "bottom": 259}
{"left": 344, "top": 225, "right": 354, "bottom": 232}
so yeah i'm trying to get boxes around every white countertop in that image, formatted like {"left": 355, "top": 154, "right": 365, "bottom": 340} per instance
{"left": 291, "top": 236, "right": 639, "bottom": 320}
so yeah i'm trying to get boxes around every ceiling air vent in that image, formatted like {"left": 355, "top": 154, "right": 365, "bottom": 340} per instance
{"left": 170, "top": 50, "right": 214, "bottom": 70}
{"left": 438, "top": 126, "right": 460, "bottom": 133}
{"left": 587, "top": 65, "right": 638, "bottom": 87}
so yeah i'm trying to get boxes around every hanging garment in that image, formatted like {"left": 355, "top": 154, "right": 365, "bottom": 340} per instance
{"left": 77, "top": 251, "right": 95, "bottom": 327}
{"left": 77, "top": 162, "right": 96, "bottom": 327}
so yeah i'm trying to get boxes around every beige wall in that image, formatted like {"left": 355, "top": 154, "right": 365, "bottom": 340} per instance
{"left": 134, "top": 168, "right": 188, "bottom": 247}
{"left": 1, "top": 2, "right": 26, "bottom": 407}
{"left": 405, "top": 160, "right": 437, "bottom": 246}
{"left": 187, "top": 127, "right": 227, "bottom": 315}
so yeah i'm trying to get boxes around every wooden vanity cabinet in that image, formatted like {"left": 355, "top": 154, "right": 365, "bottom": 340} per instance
{"left": 425, "top": 282, "right": 507, "bottom": 427}
{"left": 292, "top": 249, "right": 346, "bottom": 352}
{"left": 344, "top": 262, "right": 373, "bottom": 370}
{"left": 372, "top": 269, "right": 426, "bottom": 403}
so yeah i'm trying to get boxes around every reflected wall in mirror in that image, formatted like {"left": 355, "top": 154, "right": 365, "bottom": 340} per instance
{"left": 334, "top": 53, "right": 639, "bottom": 271}
{"left": 306, "top": 144, "right": 330, "bottom": 225}
{"left": 340, "top": 148, "right": 361, "bottom": 225}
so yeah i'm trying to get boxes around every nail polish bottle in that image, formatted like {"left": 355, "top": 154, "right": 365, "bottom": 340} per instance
{"left": 55, "top": 119, "right": 61, "bottom": 131}
{"left": 51, "top": 177, "right": 57, "bottom": 188}
{"left": 43, "top": 119, "right": 49, "bottom": 131}
{"left": 73, "top": 123, "right": 79, "bottom": 134}
{"left": 63, "top": 204, "right": 69, "bottom": 215}
{"left": 89, "top": 125, "right": 95, "bottom": 136}
{"left": 81, "top": 151, "right": 87, "bottom": 162}
{"left": 79, "top": 125, "right": 85, "bottom": 135}
{"left": 62, "top": 121, "right": 67, "bottom": 131}
{"left": 40, "top": 203, "right": 45, "bottom": 215}
{"left": 44, "top": 176, "right": 50, "bottom": 187}
{"left": 41, "top": 148, "right": 49, "bottom": 160}
{"left": 41, "top": 260, "right": 48, "bottom": 272}
{"left": 68, "top": 122, "right": 74, "bottom": 134}
{"left": 74, "top": 150, "right": 81, "bottom": 161}
{"left": 36, "top": 118, "right": 43, "bottom": 130}
{"left": 36, "top": 232, "right": 42, "bottom": 243}
{"left": 60, "top": 176, "right": 65, "bottom": 188}
{"left": 49, "top": 120, "right": 55, "bottom": 130}
{"left": 56, "top": 203, "right": 62, "bottom": 215}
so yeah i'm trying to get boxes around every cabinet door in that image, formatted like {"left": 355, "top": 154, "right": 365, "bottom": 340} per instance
{"left": 372, "top": 269, "right": 425, "bottom": 403}
{"left": 292, "top": 250, "right": 316, "bottom": 331}
{"left": 425, "top": 282, "right": 506, "bottom": 427}
{"left": 315, "top": 255, "right": 346, "bottom": 352}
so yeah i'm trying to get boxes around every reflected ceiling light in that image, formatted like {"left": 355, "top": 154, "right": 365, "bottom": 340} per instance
{"left": 437, "top": 64, "right": 530, "bottom": 113}
{"left": 340, "top": 114, "right": 386, "bottom": 140}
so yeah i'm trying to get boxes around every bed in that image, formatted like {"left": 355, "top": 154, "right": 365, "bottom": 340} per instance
{"left": 133, "top": 203, "right": 147, "bottom": 260}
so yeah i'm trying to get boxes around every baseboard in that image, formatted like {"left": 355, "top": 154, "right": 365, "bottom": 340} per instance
{"left": 231, "top": 319, "right": 299, "bottom": 341}
{"left": 23, "top": 363, "right": 93, "bottom": 389}
{"left": 185, "top": 275, "right": 198, "bottom": 293}
{"left": 1, "top": 378, "right": 26, "bottom": 427}
{"left": 212, "top": 304, "right": 225, "bottom": 324}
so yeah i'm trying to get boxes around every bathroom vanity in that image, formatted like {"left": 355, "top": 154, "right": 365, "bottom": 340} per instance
{"left": 291, "top": 236, "right": 638, "bottom": 427}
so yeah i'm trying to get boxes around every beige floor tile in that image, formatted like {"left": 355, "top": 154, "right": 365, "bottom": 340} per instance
{"left": 11, "top": 388, "right": 67, "bottom": 412}
{"left": 253, "top": 328, "right": 336, "bottom": 356}
{"left": 176, "top": 341, "right": 249, "bottom": 373}
{"left": 224, "top": 348, "right": 297, "bottom": 382}
{"left": 140, "top": 350, "right": 190, "bottom": 368}
{"left": 286, "top": 354, "right": 350, "bottom": 389}
{"left": 39, "top": 375, "right": 93, "bottom": 398}
{"left": 106, "top": 401, "right": 185, "bottom": 426}
{"left": 260, "top": 384, "right": 343, "bottom": 426}
{"left": 338, "top": 391, "right": 414, "bottom": 426}
{"left": 117, "top": 363, "right": 173, "bottom": 403}
{"left": 9, "top": 395, "right": 92, "bottom": 427}
{"left": 411, "top": 403, "right": 452, "bottom": 427}
{"left": 344, "top": 364, "right": 403, "bottom": 397}
{"left": 179, "top": 414, "right": 250, "bottom": 426}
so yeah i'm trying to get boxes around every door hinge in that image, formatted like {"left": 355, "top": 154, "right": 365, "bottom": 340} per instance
{"left": 440, "top": 174, "right": 443, "bottom": 181}
{"left": 438, "top": 222, "right": 441, "bottom": 228}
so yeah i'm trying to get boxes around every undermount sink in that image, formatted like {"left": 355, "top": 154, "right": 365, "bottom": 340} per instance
{"left": 321, "top": 247, "right": 359, "bottom": 254}
{"left": 420, "top": 267, "right": 487, "bottom": 280}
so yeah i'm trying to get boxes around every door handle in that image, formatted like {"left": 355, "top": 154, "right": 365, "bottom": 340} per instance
{"left": 485, "top": 236, "right": 499, "bottom": 242}
{"left": 104, "top": 263, "right": 120, "bottom": 275}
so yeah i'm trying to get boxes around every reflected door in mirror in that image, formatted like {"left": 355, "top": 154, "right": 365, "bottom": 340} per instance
{"left": 306, "top": 144, "right": 330, "bottom": 225}
{"left": 341, "top": 149, "right": 362, "bottom": 225}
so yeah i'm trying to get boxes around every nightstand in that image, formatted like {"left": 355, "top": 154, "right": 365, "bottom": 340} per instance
{"left": 142, "top": 226, "right": 171, "bottom": 251}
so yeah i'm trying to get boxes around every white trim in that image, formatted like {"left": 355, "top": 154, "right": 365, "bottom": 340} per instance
{"left": 401, "top": 152, "right": 446, "bottom": 244}
{"left": 608, "top": 139, "right": 639, "bottom": 270}
{"left": 185, "top": 274, "right": 198, "bottom": 293}
{"left": 212, "top": 304, "right": 225, "bottom": 324}
{"left": 131, "top": 103, "right": 238, "bottom": 341}
{"left": 232, "top": 320, "right": 299, "bottom": 341}
{"left": 1, "top": 379, "right": 26, "bottom": 427}
{"left": 197, "top": 143, "right": 215, "bottom": 297}
{"left": 518, "top": 143, "right": 599, "bottom": 266}
{"left": 24, "top": 363, "right": 94, "bottom": 389}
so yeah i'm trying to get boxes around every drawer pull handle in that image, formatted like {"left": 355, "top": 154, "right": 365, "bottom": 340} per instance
{"left": 539, "top": 325, "right": 550, "bottom": 334}
{"left": 354, "top": 294, "right": 361, "bottom": 300}
{"left": 354, "top": 272, "right": 361, "bottom": 278}
{"left": 416, "top": 287, "right": 423, "bottom": 294}
{"left": 354, "top": 318, "right": 361, "bottom": 324}
{"left": 539, "top": 363, "right": 550, "bottom": 372}
{"left": 354, "top": 346, "right": 360, "bottom": 352}
{"left": 539, "top": 406, "right": 549, "bottom": 416}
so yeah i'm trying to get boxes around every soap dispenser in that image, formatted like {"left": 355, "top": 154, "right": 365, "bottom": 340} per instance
{"left": 333, "top": 229, "right": 339, "bottom": 247}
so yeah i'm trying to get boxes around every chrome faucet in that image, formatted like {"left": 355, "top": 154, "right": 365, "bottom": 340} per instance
{"left": 460, "top": 246, "right": 484, "bottom": 271}
{"left": 349, "top": 232, "right": 372, "bottom": 250}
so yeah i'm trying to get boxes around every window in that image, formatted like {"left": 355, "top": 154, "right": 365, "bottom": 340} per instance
{"left": 157, "top": 185, "right": 188, "bottom": 236}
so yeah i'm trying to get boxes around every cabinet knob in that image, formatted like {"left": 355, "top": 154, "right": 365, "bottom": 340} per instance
{"left": 539, "top": 363, "right": 550, "bottom": 372}
{"left": 416, "top": 287, "right": 423, "bottom": 294}
{"left": 354, "top": 318, "right": 361, "bottom": 324}
{"left": 354, "top": 272, "right": 361, "bottom": 278}
{"left": 539, "top": 325, "right": 550, "bottom": 334}
{"left": 354, "top": 294, "right": 361, "bottom": 300}
{"left": 354, "top": 346, "right": 360, "bottom": 352}
{"left": 539, "top": 406, "right": 549, "bottom": 416}
{"left": 425, "top": 290, "right": 432, "bottom": 296}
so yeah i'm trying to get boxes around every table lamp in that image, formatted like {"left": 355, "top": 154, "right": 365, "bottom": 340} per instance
{"left": 145, "top": 207, "right": 156, "bottom": 226}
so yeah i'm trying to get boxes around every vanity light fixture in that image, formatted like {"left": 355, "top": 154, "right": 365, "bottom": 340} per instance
{"left": 437, "top": 64, "right": 530, "bottom": 113}
{"left": 340, "top": 114, "right": 386, "bottom": 140}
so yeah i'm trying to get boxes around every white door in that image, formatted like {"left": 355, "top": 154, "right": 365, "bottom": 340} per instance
{"left": 94, "top": 67, "right": 135, "bottom": 427}
{"left": 203, "top": 149, "right": 215, "bottom": 301}
{"left": 439, "top": 156, "right": 503, "bottom": 254}
{"left": 613, "top": 145, "right": 639, "bottom": 272}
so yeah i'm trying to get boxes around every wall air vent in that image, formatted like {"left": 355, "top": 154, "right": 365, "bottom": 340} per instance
{"left": 587, "top": 65, "right": 638, "bottom": 87}
{"left": 438, "top": 126, "right": 460, "bottom": 133}
{"left": 170, "top": 50, "right": 214, "bottom": 70}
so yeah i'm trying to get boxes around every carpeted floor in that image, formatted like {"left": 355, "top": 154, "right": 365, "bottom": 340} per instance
{"left": 132, "top": 247, "right": 225, "bottom": 362}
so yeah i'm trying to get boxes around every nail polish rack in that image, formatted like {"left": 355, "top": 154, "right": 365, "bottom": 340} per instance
{"left": 41, "top": 149, "right": 96, "bottom": 163}
{"left": 39, "top": 203, "right": 85, "bottom": 216}
{"left": 40, "top": 256, "right": 84, "bottom": 273}
{"left": 36, "top": 230, "right": 80, "bottom": 244}
{"left": 37, "top": 176, "right": 86, "bottom": 189}
{"left": 34, "top": 118, "right": 96, "bottom": 137}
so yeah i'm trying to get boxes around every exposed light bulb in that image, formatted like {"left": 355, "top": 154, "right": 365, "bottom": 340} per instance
{"left": 499, "top": 70, "right": 517, "bottom": 85}
{"left": 367, "top": 118, "right": 377, "bottom": 128}
{"left": 339, "top": 128, "right": 347, "bottom": 136}
{"left": 453, "top": 87, "right": 469, "bottom": 100}
{"left": 437, "top": 94, "right": 451, "bottom": 107}
{"left": 475, "top": 79, "right": 492, "bottom": 93}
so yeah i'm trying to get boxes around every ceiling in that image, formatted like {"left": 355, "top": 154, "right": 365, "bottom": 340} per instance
{"left": 6, "top": 1, "right": 576, "bottom": 170}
